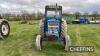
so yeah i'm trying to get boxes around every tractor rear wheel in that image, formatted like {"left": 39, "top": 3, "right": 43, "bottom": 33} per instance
{"left": 35, "top": 35, "right": 42, "bottom": 50}
{"left": 39, "top": 19, "right": 44, "bottom": 37}
{"left": 61, "top": 18, "right": 67, "bottom": 38}
{"left": 0, "top": 19, "right": 10, "bottom": 39}
{"left": 64, "top": 35, "right": 71, "bottom": 51}
{"left": 61, "top": 19, "right": 71, "bottom": 51}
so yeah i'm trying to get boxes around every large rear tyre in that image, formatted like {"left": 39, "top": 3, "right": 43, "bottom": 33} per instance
{"left": 61, "top": 19, "right": 67, "bottom": 38}
{"left": 64, "top": 35, "right": 71, "bottom": 51}
{"left": 39, "top": 19, "right": 44, "bottom": 37}
{"left": 0, "top": 19, "right": 10, "bottom": 39}
{"left": 35, "top": 35, "right": 42, "bottom": 50}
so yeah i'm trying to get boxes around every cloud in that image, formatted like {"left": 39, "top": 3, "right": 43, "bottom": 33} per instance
{"left": 0, "top": 0, "right": 100, "bottom": 14}
{"left": 85, "top": 0, "right": 100, "bottom": 4}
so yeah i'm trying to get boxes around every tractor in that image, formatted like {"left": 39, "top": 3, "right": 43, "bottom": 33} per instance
{"left": 35, "top": 4, "right": 71, "bottom": 51}
{"left": 0, "top": 17, "right": 10, "bottom": 39}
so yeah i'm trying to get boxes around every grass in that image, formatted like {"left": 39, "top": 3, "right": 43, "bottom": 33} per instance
{"left": 0, "top": 20, "right": 100, "bottom": 56}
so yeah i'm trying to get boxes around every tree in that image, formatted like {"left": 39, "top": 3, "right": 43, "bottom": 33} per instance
{"left": 92, "top": 11, "right": 98, "bottom": 20}
{"left": 20, "top": 10, "right": 28, "bottom": 24}
{"left": 84, "top": 12, "right": 88, "bottom": 18}
{"left": 74, "top": 12, "right": 80, "bottom": 19}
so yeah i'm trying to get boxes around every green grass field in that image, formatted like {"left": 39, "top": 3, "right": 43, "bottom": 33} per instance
{"left": 0, "top": 20, "right": 100, "bottom": 56}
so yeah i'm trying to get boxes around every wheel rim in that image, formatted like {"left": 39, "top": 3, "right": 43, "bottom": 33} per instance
{"left": 2, "top": 24, "right": 9, "bottom": 35}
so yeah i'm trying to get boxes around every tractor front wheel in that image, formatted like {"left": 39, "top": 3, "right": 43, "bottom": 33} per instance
{"left": 35, "top": 35, "right": 42, "bottom": 50}
{"left": 64, "top": 35, "right": 71, "bottom": 51}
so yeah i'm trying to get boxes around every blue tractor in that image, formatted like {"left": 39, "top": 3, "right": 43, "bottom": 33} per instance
{"left": 35, "top": 4, "right": 71, "bottom": 51}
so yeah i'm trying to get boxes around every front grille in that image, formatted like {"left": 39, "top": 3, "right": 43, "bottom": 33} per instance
{"left": 47, "top": 22, "right": 59, "bottom": 36}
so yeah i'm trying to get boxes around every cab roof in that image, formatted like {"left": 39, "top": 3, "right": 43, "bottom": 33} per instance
{"left": 45, "top": 5, "right": 62, "bottom": 11}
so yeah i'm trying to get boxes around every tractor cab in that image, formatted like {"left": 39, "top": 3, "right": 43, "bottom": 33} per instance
{"left": 44, "top": 4, "right": 62, "bottom": 37}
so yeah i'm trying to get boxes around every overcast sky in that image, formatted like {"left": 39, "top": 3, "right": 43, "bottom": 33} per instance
{"left": 0, "top": 0, "right": 100, "bottom": 14}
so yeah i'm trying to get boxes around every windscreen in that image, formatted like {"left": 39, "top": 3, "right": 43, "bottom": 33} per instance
{"left": 46, "top": 11, "right": 61, "bottom": 18}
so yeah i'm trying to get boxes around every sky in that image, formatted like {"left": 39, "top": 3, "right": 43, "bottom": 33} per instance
{"left": 0, "top": 0, "right": 100, "bottom": 14}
